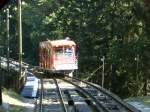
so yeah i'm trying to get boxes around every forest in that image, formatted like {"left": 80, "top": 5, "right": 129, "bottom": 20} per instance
{"left": 0, "top": 0, "right": 150, "bottom": 98}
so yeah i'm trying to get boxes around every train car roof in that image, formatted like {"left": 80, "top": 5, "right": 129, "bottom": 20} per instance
{"left": 40, "top": 39, "right": 76, "bottom": 48}
{"left": 39, "top": 41, "right": 51, "bottom": 49}
{"left": 50, "top": 40, "right": 76, "bottom": 47}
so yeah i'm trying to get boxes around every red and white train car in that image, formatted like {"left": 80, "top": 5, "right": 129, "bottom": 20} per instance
{"left": 39, "top": 39, "right": 78, "bottom": 75}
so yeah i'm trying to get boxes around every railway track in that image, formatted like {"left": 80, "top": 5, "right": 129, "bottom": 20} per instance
{"left": 35, "top": 79, "right": 67, "bottom": 112}
{"left": 54, "top": 78, "right": 68, "bottom": 112}
{"left": 61, "top": 76, "right": 139, "bottom": 112}
{"left": 35, "top": 76, "right": 139, "bottom": 112}
{"left": 56, "top": 78, "right": 99, "bottom": 112}
{"left": 0, "top": 58, "right": 139, "bottom": 112}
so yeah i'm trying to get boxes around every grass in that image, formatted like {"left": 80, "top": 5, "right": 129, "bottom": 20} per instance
{"left": 3, "top": 88, "right": 23, "bottom": 101}
{"left": 1, "top": 88, "right": 34, "bottom": 112}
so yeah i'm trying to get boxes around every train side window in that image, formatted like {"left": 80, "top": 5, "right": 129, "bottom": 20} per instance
{"left": 47, "top": 49, "right": 51, "bottom": 55}
{"left": 43, "top": 49, "right": 46, "bottom": 57}
{"left": 49, "top": 49, "right": 51, "bottom": 55}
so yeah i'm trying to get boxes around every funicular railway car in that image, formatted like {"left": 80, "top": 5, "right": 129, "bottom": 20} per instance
{"left": 39, "top": 39, "right": 78, "bottom": 76}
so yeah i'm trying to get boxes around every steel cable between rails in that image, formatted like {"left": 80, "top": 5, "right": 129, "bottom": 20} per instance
{"left": 61, "top": 78, "right": 110, "bottom": 112}
{"left": 54, "top": 78, "right": 68, "bottom": 112}
{"left": 64, "top": 75, "right": 139, "bottom": 112}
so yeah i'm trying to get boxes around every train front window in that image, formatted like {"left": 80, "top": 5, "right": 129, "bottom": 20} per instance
{"left": 65, "top": 48, "right": 72, "bottom": 53}
{"left": 55, "top": 48, "right": 63, "bottom": 55}
{"left": 55, "top": 47, "right": 73, "bottom": 56}
{"left": 64, "top": 47, "right": 73, "bottom": 56}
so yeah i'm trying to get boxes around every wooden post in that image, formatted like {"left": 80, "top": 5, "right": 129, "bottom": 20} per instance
{"left": 0, "top": 73, "right": 2, "bottom": 105}
{"left": 101, "top": 56, "right": 105, "bottom": 88}
{"left": 18, "top": 0, "right": 23, "bottom": 80}
{"left": 0, "top": 48, "right": 2, "bottom": 105}
{"left": 0, "top": 85, "right": 2, "bottom": 105}
{"left": 6, "top": 8, "right": 10, "bottom": 76}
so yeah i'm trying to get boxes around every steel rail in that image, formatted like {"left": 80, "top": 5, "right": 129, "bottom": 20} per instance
{"left": 62, "top": 78, "right": 110, "bottom": 112}
{"left": 39, "top": 78, "right": 43, "bottom": 112}
{"left": 64, "top": 75, "right": 139, "bottom": 112}
{"left": 54, "top": 78, "right": 68, "bottom": 112}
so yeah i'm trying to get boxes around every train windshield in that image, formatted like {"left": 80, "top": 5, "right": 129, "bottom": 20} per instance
{"left": 64, "top": 47, "right": 73, "bottom": 54}
{"left": 55, "top": 47, "right": 63, "bottom": 55}
{"left": 55, "top": 47, "right": 73, "bottom": 56}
